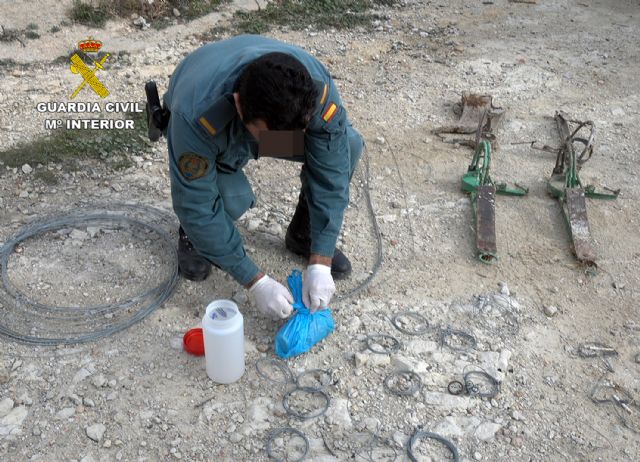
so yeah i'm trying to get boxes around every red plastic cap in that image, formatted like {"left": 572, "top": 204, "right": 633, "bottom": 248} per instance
{"left": 183, "top": 328, "right": 205, "bottom": 356}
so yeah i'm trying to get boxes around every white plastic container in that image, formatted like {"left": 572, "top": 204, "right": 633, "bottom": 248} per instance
{"left": 202, "top": 299, "right": 245, "bottom": 384}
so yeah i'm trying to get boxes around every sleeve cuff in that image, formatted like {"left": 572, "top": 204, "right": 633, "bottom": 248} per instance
{"left": 227, "top": 256, "right": 260, "bottom": 286}
{"left": 310, "top": 233, "right": 338, "bottom": 258}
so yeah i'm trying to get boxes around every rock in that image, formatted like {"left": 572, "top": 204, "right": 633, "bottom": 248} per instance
{"left": 375, "top": 136, "right": 386, "bottom": 145}
{"left": 239, "top": 398, "right": 271, "bottom": 436}
{"left": 83, "top": 398, "right": 95, "bottom": 407}
{"left": 347, "top": 316, "right": 362, "bottom": 332}
{"left": 511, "top": 410, "right": 525, "bottom": 421}
{"left": 1, "top": 405, "right": 28, "bottom": 427}
{"left": 544, "top": 305, "right": 558, "bottom": 317}
{"left": 391, "top": 355, "right": 429, "bottom": 373}
{"left": 611, "top": 107, "right": 625, "bottom": 117}
{"left": 354, "top": 352, "right": 390, "bottom": 368}
{"left": 364, "top": 417, "right": 380, "bottom": 432}
{"left": 266, "top": 223, "right": 283, "bottom": 236}
{"left": 479, "top": 351, "right": 500, "bottom": 377}
{"left": 475, "top": 422, "right": 501, "bottom": 442}
{"left": 511, "top": 436, "right": 524, "bottom": 448}
{"left": 408, "top": 339, "right": 438, "bottom": 354}
{"left": 499, "top": 282, "right": 510, "bottom": 296}
{"left": 325, "top": 399, "right": 352, "bottom": 430}
{"left": 86, "top": 226, "right": 101, "bottom": 238}
{"left": 230, "top": 433, "right": 243, "bottom": 443}
{"left": 0, "top": 398, "right": 14, "bottom": 418}
{"left": 86, "top": 423, "right": 106, "bottom": 442}
{"left": 22, "top": 164, "right": 33, "bottom": 174}
{"left": 474, "top": 452, "right": 483, "bottom": 461}
{"left": 56, "top": 407, "right": 75, "bottom": 420}
{"left": 172, "top": 7, "right": 181, "bottom": 17}
{"left": 232, "top": 290, "right": 249, "bottom": 306}
{"left": 498, "top": 349, "right": 512, "bottom": 372}
{"left": 246, "top": 219, "right": 261, "bottom": 232}
{"left": 17, "top": 393, "right": 32, "bottom": 406}
{"left": 423, "top": 392, "right": 471, "bottom": 411}
{"left": 92, "top": 374, "right": 106, "bottom": 388}
{"left": 169, "top": 337, "right": 183, "bottom": 350}
{"left": 69, "top": 229, "right": 89, "bottom": 241}
{"left": 392, "top": 430, "right": 408, "bottom": 448}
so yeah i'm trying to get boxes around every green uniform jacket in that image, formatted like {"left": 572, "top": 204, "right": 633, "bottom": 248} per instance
{"left": 164, "top": 35, "right": 350, "bottom": 285}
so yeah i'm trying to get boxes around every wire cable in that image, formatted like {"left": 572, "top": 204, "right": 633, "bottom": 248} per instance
{"left": 335, "top": 146, "right": 383, "bottom": 302}
{"left": 0, "top": 203, "right": 179, "bottom": 345}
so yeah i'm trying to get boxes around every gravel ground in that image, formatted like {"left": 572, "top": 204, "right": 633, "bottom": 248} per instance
{"left": 1, "top": 0, "right": 639, "bottom": 461}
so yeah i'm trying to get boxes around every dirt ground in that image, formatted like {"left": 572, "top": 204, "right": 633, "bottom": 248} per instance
{"left": 1, "top": 0, "right": 639, "bottom": 461}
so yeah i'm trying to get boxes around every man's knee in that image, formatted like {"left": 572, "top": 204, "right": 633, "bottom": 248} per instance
{"left": 222, "top": 191, "right": 255, "bottom": 221}
{"left": 217, "top": 170, "right": 256, "bottom": 221}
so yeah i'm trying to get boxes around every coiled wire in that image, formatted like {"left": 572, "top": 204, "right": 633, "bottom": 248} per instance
{"left": 0, "top": 203, "right": 179, "bottom": 345}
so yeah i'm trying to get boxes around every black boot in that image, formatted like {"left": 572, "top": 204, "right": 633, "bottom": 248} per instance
{"left": 178, "top": 227, "right": 211, "bottom": 281}
{"left": 285, "top": 193, "right": 352, "bottom": 280}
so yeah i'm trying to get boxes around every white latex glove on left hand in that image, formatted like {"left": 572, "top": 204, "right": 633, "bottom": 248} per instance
{"left": 302, "top": 264, "right": 335, "bottom": 312}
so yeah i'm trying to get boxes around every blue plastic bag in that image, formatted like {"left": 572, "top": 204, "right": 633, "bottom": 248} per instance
{"left": 275, "top": 270, "right": 335, "bottom": 359}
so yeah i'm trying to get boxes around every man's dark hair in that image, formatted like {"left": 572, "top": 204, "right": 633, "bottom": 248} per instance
{"left": 235, "top": 52, "right": 318, "bottom": 130}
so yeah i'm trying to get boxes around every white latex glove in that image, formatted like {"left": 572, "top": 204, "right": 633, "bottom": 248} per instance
{"left": 249, "top": 275, "right": 294, "bottom": 319}
{"left": 302, "top": 264, "right": 336, "bottom": 312}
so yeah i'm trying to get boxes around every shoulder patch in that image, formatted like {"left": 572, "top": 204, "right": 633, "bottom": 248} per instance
{"left": 178, "top": 153, "right": 209, "bottom": 181}
{"left": 322, "top": 102, "right": 338, "bottom": 123}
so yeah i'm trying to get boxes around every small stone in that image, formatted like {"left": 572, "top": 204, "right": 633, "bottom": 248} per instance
{"left": 232, "top": 290, "right": 249, "bottom": 306}
{"left": 511, "top": 436, "right": 524, "bottom": 448}
{"left": 354, "top": 352, "right": 390, "bottom": 368}
{"left": 170, "top": 337, "right": 183, "bottom": 350}
{"left": 511, "top": 410, "right": 525, "bottom": 421}
{"left": 92, "top": 374, "right": 106, "bottom": 388}
{"left": 611, "top": 107, "right": 625, "bottom": 117}
{"left": 172, "top": 7, "right": 181, "bottom": 17}
{"left": 544, "top": 305, "right": 558, "bottom": 317}
{"left": 230, "top": 433, "right": 243, "bottom": 443}
{"left": 375, "top": 136, "right": 386, "bottom": 145}
{"left": 69, "top": 229, "right": 89, "bottom": 241}
{"left": 1, "top": 406, "right": 28, "bottom": 427}
{"left": 0, "top": 398, "right": 14, "bottom": 418}
{"left": 86, "top": 226, "right": 101, "bottom": 238}
{"left": 56, "top": 407, "right": 75, "bottom": 420}
{"left": 475, "top": 422, "right": 501, "bottom": 442}
{"left": 103, "top": 439, "right": 112, "bottom": 448}
{"left": 22, "top": 164, "right": 33, "bottom": 174}
{"left": 17, "top": 394, "right": 32, "bottom": 406}
{"left": 246, "top": 219, "right": 261, "bottom": 232}
{"left": 86, "top": 423, "right": 106, "bottom": 442}
{"left": 473, "top": 452, "right": 482, "bottom": 461}
{"left": 83, "top": 398, "right": 95, "bottom": 407}
{"left": 80, "top": 456, "right": 96, "bottom": 462}
{"left": 364, "top": 417, "right": 380, "bottom": 432}
{"left": 325, "top": 398, "right": 352, "bottom": 430}
{"left": 498, "top": 349, "right": 512, "bottom": 371}
{"left": 499, "top": 282, "right": 510, "bottom": 296}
